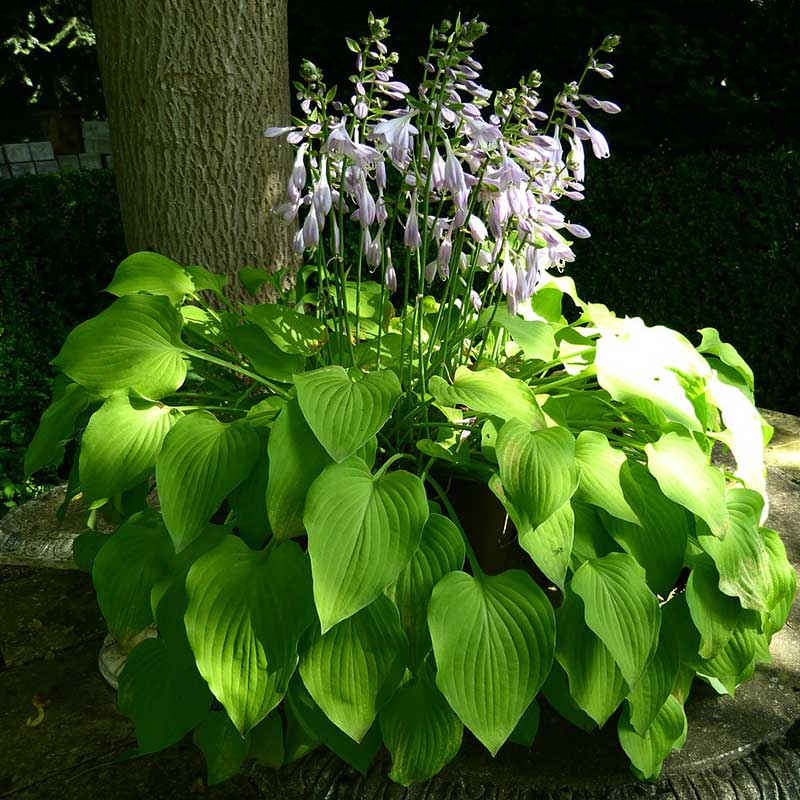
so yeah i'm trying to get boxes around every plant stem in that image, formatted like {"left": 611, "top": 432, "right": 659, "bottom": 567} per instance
{"left": 187, "top": 349, "right": 289, "bottom": 398}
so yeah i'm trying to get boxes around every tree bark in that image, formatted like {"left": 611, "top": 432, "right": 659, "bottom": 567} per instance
{"left": 92, "top": 0, "right": 296, "bottom": 302}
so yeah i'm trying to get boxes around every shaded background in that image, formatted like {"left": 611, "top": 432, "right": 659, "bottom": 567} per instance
{"left": 1, "top": 0, "right": 798, "bottom": 505}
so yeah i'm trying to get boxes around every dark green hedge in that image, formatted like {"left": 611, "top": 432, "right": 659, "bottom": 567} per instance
{"left": 0, "top": 170, "right": 123, "bottom": 504}
{"left": 570, "top": 150, "right": 799, "bottom": 416}
{"left": 0, "top": 153, "right": 796, "bottom": 502}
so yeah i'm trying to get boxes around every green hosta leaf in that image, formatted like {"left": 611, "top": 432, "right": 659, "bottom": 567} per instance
{"left": 626, "top": 625, "right": 680, "bottom": 736}
{"left": 574, "top": 431, "right": 638, "bottom": 524}
{"left": 304, "top": 457, "right": 428, "bottom": 631}
{"left": 25, "top": 382, "right": 93, "bottom": 476}
{"left": 267, "top": 398, "right": 331, "bottom": 539}
{"left": 228, "top": 428, "right": 270, "bottom": 549}
{"left": 285, "top": 677, "right": 381, "bottom": 773}
{"left": 185, "top": 538, "right": 314, "bottom": 734}
{"left": 239, "top": 266, "right": 270, "bottom": 296}
{"left": 245, "top": 303, "right": 328, "bottom": 355}
{"left": 72, "top": 531, "right": 107, "bottom": 572}
{"left": 194, "top": 711, "right": 250, "bottom": 786}
{"left": 697, "top": 488, "right": 772, "bottom": 612}
{"left": 508, "top": 700, "right": 541, "bottom": 748}
{"left": 646, "top": 433, "right": 728, "bottom": 538}
{"left": 248, "top": 713, "right": 284, "bottom": 768}
{"left": 496, "top": 420, "right": 579, "bottom": 532}
{"left": 696, "top": 328, "right": 754, "bottom": 391}
{"left": 555, "top": 591, "right": 628, "bottom": 726}
{"left": 93, "top": 513, "right": 175, "bottom": 641}
{"left": 185, "top": 264, "right": 228, "bottom": 297}
{"left": 429, "top": 366, "right": 546, "bottom": 427}
{"left": 119, "top": 638, "right": 213, "bottom": 755}
{"left": 571, "top": 553, "right": 661, "bottom": 688}
{"left": 602, "top": 462, "right": 689, "bottom": 596}
{"left": 225, "top": 323, "right": 305, "bottom": 383}
{"left": 299, "top": 594, "right": 407, "bottom": 742}
{"left": 52, "top": 295, "right": 188, "bottom": 399}
{"left": 697, "top": 612, "right": 770, "bottom": 695}
{"left": 492, "top": 308, "right": 556, "bottom": 362}
{"left": 541, "top": 661, "right": 597, "bottom": 733}
{"left": 295, "top": 366, "right": 401, "bottom": 462}
{"left": 105, "top": 251, "right": 195, "bottom": 304}
{"left": 379, "top": 662, "right": 463, "bottom": 786}
{"left": 79, "top": 395, "right": 179, "bottom": 503}
{"left": 156, "top": 412, "right": 260, "bottom": 551}
{"left": 618, "top": 696, "right": 687, "bottom": 782}
{"left": 686, "top": 556, "right": 743, "bottom": 659}
{"left": 594, "top": 318, "right": 709, "bottom": 431}
{"left": 707, "top": 374, "right": 767, "bottom": 504}
{"left": 385, "top": 513, "right": 465, "bottom": 668}
{"left": 118, "top": 582, "right": 213, "bottom": 754}
{"left": 428, "top": 570, "right": 556, "bottom": 755}
{"left": 570, "top": 499, "right": 620, "bottom": 570}
{"left": 344, "top": 281, "right": 391, "bottom": 322}
{"left": 519, "top": 500, "right": 574, "bottom": 590}
{"left": 761, "top": 527, "right": 797, "bottom": 636}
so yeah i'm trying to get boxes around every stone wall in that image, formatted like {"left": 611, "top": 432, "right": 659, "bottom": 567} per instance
{"left": 0, "top": 120, "right": 113, "bottom": 179}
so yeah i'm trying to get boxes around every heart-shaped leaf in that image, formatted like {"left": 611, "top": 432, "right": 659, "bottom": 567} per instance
{"left": 555, "top": 591, "right": 628, "bottom": 726}
{"left": 379, "top": 661, "right": 463, "bottom": 787}
{"left": 594, "top": 318, "right": 709, "bottom": 431}
{"left": 193, "top": 711, "right": 251, "bottom": 786}
{"left": 761, "top": 527, "right": 797, "bottom": 636}
{"left": 519, "top": 500, "right": 575, "bottom": 590}
{"left": 52, "top": 294, "right": 188, "bottom": 399}
{"left": 118, "top": 580, "right": 213, "bottom": 754}
{"left": 295, "top": 366, "right": 401, "bottom": 462}
{"left": 385, "top": 513, "right": 465, "bottom": 668}
{"left": 285, "top": 676, "right": 382, "bottom": 774}
{"left": 696, "top": 328, "right": 754, "bottom": 391}
{"left": 697, "top": 488, "right": 772, "bottom": 613}
{"left": 225, "top": 323, "right": 305, "bottom": 383}
{"left": 93, "top": 513, "right": 175, "bottom": 642}
{"left": 492, "top": 308, "right": 556, "bottom": 362}
{"left": 618, "top": 696, "right": 687, "bottom": 781}
{"left": 496, "top": 420, "right": 579, "bottom": 533}
{"left": 105, "top": 251, "right": 195, "bottom": 304}
{"left": 156, "top": 412, "right": 260, "bottom": 551}
{"left": 626, "top": 625, "right": 680, "bottom": 736}
{"left": 571, "top": 553, "right": 661, "bottom": 688}
{"left": 228, "top": 428, "right": 271, "bottom": 549}
{"left": 304, "top": 457, "right": 428, "bottom": 631}
{"left": 646, "top": 433, "right": 728, "bottom": 538}
{"left": 185, "top": 265, "right": 228, "bottom": 298}
{"left": 24, "top": 382, "right": 94, "bottom": 476}
{"left": 80, "top": 394, "right": 179, "bottom": 503}
{"left": 574, "top": 431, "right": 638, "bottom": 524}
{"left": 245, "top": 303, "right": 328, "bottom": 355}
{"left": 429, "top": 366, "right": 545, "bottom": 427}
{"left": 266, "top": 398, "right": 331, "bottom": 539}
{"left": 601, "top": 461, "right": 689, "bottom": 596}
{"left": 428, "top": 570, "right": 555, "bottom": 755}
{"left": 508, "top": 700, "right": 541, "bottom": 748}
{"left": 185, "top": 537, "right": 314, "bottom": 734}
{"left": 686, "top": 556, "right": 743, "bottom": 659}
{"left": 299, "top": 594, "right": 407, "bottom": 742}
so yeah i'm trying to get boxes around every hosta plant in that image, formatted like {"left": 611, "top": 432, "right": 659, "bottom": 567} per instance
{"left": 27, "top": 15, "right": 795, "bottom": 788}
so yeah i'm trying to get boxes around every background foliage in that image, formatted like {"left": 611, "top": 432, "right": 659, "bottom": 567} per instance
{"left": 0, "top": 170, "right": 121, "bottom": 505}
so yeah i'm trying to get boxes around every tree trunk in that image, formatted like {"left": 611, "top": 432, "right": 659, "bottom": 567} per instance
{"left": 92, "top": 0, "right": 296, "bottom": 302}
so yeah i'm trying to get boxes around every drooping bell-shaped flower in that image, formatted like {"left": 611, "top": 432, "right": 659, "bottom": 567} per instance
{"left": 469, "top": 289, "right": 483, "bottom": 312}
{"left": 468, "top": 214, "right": 488, "bottom": 243}
{"left": 368, "top": 111, "right": 418, "bottom": 168}
{"left": 464, "top": 116, "right": 502, "bottom": 148}
{"left": 290, "top": 144, "right": 308, "bottom": 193}
{"left": 565, "top": 222, "right": 591, "bottom": 239}
{"left": 312, "top": 156, "right": 332, "bottom": 218}
{"left": 367, "top": 228, "right": 383, "bottom": 268}
{"left": 291, "top": 228, "right": 305, "bottom": 254}
{"left": 384, "top": 247, "right": 397, "bottom": 292}
{"left": 302, "top": 209, "right": 320, "bottom": 249}
{"left": 499, "top": 247, "right": 517, "bottom": 297}
{"left": 424, "top": 260, "right": 438, "bottom": 283}
{"left": 443, "top": 139, "right": 467, "bottom": 195}
{"left": 431, "top": 148, "right": 446, "bottom": 190}
{"left": 582, "top": 118, "right": 610, "bottom": 159}
{"left": 403, "top": 193, "right": 421, "bottom": 250}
